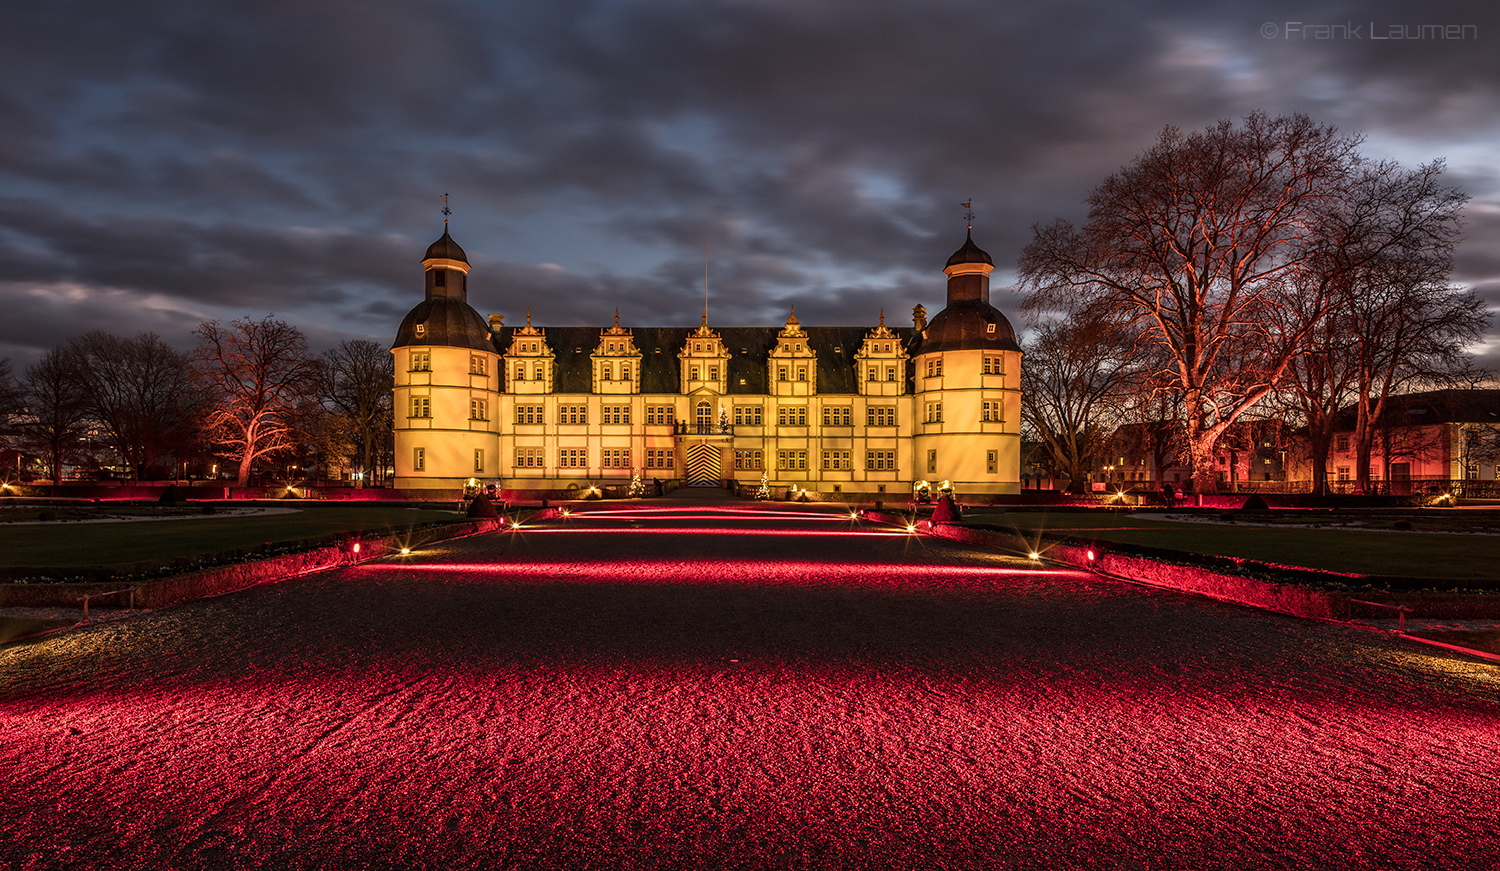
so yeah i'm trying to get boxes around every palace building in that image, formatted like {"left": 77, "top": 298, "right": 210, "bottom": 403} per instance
{"left": 391, "top": 226, "right": 1024, "bottom": 496}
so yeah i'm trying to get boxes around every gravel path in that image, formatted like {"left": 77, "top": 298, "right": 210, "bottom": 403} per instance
{"left": 3, "top": 508, "right": 1498, "bottom": 870}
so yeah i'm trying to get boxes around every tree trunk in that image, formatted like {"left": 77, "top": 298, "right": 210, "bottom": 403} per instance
{"left": 236, "top": 452, "right": 253, "bottom": 488}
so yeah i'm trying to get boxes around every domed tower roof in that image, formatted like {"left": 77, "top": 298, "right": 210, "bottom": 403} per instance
{"left": 916, "top": 228, "right": 1021, "bottom": 354}
{"left": 393, "top": 226, "right": 493, "bottom": 352}
{"left": 392, "top": 298, "right": 496, "bottom": 352}
{"left": 919, "top": 300, "right": 1021, "bottom": 354}
{"left": 424, "top": 228, "right": 469, "bottom": 264}
{"left": 945, "top": 229, "right": 993, "bottom": 268}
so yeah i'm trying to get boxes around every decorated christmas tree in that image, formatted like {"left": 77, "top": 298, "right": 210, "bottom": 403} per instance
{"left": 756, "top": 470, "right": 770, "bottom": 500}
{"left": 719, "top": 406, "right": 730, "bottom": 433}
{"left": 628, "top": 468, "right": 645, "bottom": 497}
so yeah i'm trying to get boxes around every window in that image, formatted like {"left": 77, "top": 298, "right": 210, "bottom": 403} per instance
{"left": 777, "top": 406, "right": 807, "bottom": 426}
{"left": 927, "top": 449, "right": 937, "bottom": 473}
{"left": 602, "top": 363, "right": 613, "bottom": 381}
{"left": 925, "top": 402, "right": 942, "bottom": 423}
{"left": 708, "top": 366, "right": 719, "bottom": 382}
{"left": 925, "top": 357, "right": 943, "bottom": 378}
{"left": 559, "top": 448, "right": 587, "bottom": 468}
{"left": 777, "top": 450, "right": 807, "bottom": 471}
{"left": 646, "top": 405, "right": 673, "bottom": 425}
{"left": 867, "top": 367, "right": 877, "bottom": 381}
{"left": 1335, "top": 434, "right": 1350, "bottom": 453}
{"left": 645, "top": 448, "right": 674, "bottom": 469}
{"left": 981, "top": 400, "right": 1000, "bottom": 422}
{"left": 983, "top": 356, "right": 1002, "bottom": 375}
{"left": 868, "top": 406, "right": 895, "bottom": 427}
{"left": 690, "top": 366, "right": 700, "bottom": 381}
{"left": 410, "top": 396, "right": 430, "bottom": 418}
{"left": 866, "top": 450, "right": 895, "bottom": 471}
{"left": 470, "top": 356, "right": 487, "bottom": 376}
{"left": 986, "top": 450, "right": 997, "bottom": 474}
{"left": 559, "top": 405, "right": 587, "bottom": 425}
{"left": 533, "top": 363, "right": 544, "bottom": 380}
{"left": 413, "top": 447, "right": 425, "bottom": 471}
{"left": 734, "top": 449, "right": 762, "bottom": 470}
{"left": 886, "top": 366, "right": 897, "bottom": 382}
{"left": 515, "top": 405, "right": 543, "bottom": 425}
{"left": 695, "top": 401, "right": 713, "bottom": 431}
{"left": 414, "top": 324, "right": 426, "bottom": 339}
{"left": 433, "top": 269, "right": 446, "bottom": 287}
{"left": 822, "top": 450, "right": 850, "bottom": 471}
{"left": 734, "top": 405, "right": 763, "bottom": 426}
{"left": 469, "top": 399, "right": 487, "bottom": 420}
{"left": 474, "top": 449, "right": 485, "bottom": 473}
{"left": 778, "top": 366, "right": 788, "bottom": 382}
{"left": 822, "top": 406, "right": 851, "bottom": 427}
{"left": 601, "top": 405, "right": 630, "bottom": 425}
{"left": 515, "top": 364, "right": 526, "bottom": 381}
{"left": 797, "top": 367, "right": 807, "bottom": 382}
{"left": 620, "top": 364, "right": 631, "bottom": 381}
{"left": 410, "top": 351, "right": 430, "bottom": 372}
{"left": 515, "top": 447, "right": 544, "bottom": 468}
{"left": 602, "top": 448, "right": 631, "bottom": 468}
{"left": 1336, "top": 466, "right": 1350, "bottom": 482}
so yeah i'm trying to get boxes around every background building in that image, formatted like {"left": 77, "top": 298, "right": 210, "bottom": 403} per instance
{"left": 392, "top": 227, "right": 1023, "bottom": 497}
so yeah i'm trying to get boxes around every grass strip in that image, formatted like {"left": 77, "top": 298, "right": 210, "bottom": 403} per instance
{"left": 0, "top": 504, "right": 465, "bottom": 568}
{"left": 969, "top": 511, "right": 1500, "bottom": 582}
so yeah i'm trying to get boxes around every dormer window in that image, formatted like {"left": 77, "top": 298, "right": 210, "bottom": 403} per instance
{"left": 414, "top": 324, "right": 427, "bottom": 339}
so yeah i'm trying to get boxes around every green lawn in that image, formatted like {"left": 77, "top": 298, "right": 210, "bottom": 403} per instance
{"left": 966, "top": 510, "right": 1500, "bottom": 581}
{"left": 0, "top": 504, "right": 466, "bottom": 567}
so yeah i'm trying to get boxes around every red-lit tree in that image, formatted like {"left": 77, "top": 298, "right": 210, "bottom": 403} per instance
{"left": 193, "top": 316, "right": 322, "bottom": 487}
{"left": 1018, "top": 112, "right": 1449, "bottom": 493}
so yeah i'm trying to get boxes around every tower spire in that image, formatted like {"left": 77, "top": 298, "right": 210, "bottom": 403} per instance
{"left": 961, "top": 199, "right": 974, "bottom": 232}
{"left": 702, "top": 242, "right": 709, "bottom": 327}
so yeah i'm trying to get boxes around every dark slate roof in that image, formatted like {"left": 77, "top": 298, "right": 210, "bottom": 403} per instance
{"left": 494, "top": 325, "right": 917, "bottom": 395}
{"left": 391, "top": 297, "right": 496, "bottom": 352}
{"left": 423, "top": 229, "right": 468, "bottom": 264}
{"left": 915, "top": 300, "right": 1022, "bottom": 354}
{"left": 945, "top": 230, "right": 994, "bottom": 267}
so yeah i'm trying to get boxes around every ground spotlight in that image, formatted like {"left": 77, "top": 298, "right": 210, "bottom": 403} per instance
{"left": 400, "top": 547, "right": 411, "bottom": 555}
{"left": 1029, "top": 552, "right": 1041, "bottom": 560}
{"left": 906, "top": 524, "right": 917, "bottom": 533}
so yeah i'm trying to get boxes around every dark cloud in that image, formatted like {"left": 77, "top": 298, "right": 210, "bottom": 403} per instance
{"left": 0, "top": 0, "right": 1495, "bottom": 378}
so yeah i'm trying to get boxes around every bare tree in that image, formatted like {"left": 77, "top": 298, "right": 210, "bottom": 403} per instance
{"left": 193, "top": 316, "right": 322, "bottom": 487}
{"left": 17, "top": 347, "right": 92, "bottom": 485}
{"left": 1339, "top": 162, "right": 1483, "bottom": 492}
{"left": 69, "top": 332, "right": 200, "bottom": 479}
{"left": 1020, "top": 113, "right": 1363, "bottom": 493}
{"left": 1020, "top": 314, "right": 1134, "bottom": 491}
{"left": 319, "top": 339, "right": 394, "bottom": 487}
{"left": 0, "top": 358, "right": 20, "bottom": 448}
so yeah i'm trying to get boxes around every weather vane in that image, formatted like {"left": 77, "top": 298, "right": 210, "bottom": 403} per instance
{"left": 442, "top": 193, "right": 451, "bottom": 228}
{"left": 961, "top": 199, "right": 974, "bottom": 230}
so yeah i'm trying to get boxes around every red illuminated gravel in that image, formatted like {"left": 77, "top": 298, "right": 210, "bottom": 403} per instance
{"left": 3, "top": 508, "right": 1499, "bottom": 870}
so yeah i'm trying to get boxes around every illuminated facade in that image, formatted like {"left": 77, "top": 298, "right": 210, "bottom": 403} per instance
{"left": 392, "top": 228, "right": 1024, "bottom": 496}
